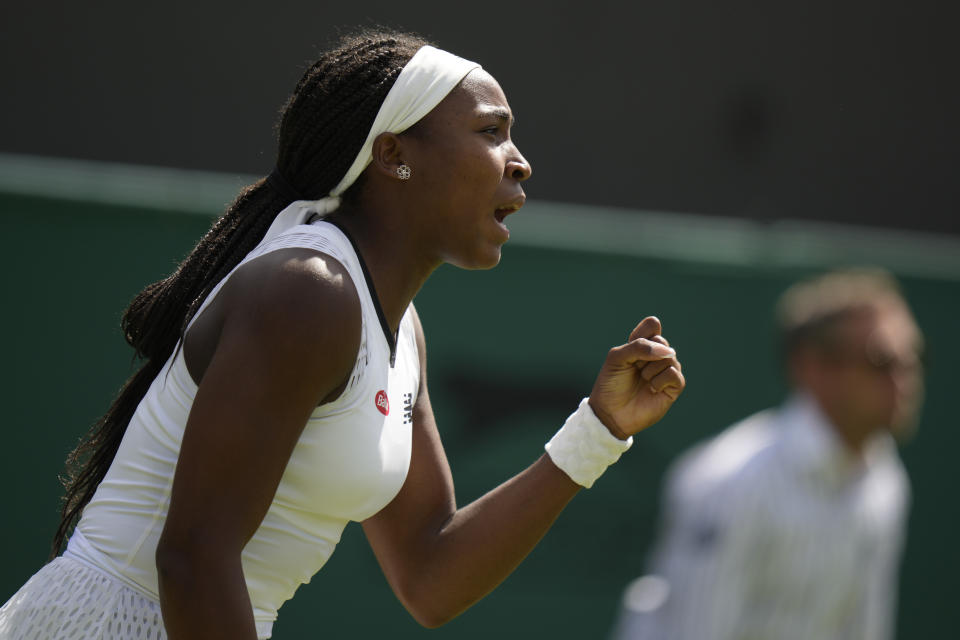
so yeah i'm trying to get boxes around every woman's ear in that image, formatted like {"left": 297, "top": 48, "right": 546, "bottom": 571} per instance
{"left": 370, "top": 132, "right": 407, "bottom": 179}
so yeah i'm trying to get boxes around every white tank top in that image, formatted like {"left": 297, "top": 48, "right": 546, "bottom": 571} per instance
{"left": 67, "top": 220, "right": 420, "bottom": 638}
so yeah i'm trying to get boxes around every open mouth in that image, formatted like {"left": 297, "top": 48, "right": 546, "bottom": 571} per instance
{"left": 494, "top": 201, "right": 524, "bottom": 223}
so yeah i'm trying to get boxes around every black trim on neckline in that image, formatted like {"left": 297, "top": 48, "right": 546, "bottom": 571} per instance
{"left": 323, "top": 218, "right": 397, "bottom": 367}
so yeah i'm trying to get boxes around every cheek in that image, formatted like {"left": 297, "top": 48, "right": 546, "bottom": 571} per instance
{"left": 859, "top": 375, "right": 901, "bottom": 417}
{"left": 421, "top": 154, "right": 482, "bottom": 195}
{"left": 831, "top": 371, "right": 883, "bottom": 410}
{"left": 437, "top": 144, "right": 503, "bottom": 192}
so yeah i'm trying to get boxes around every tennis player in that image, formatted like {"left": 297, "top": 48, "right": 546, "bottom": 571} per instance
{"left": 0, "top": 29, "right": 684, "bottom": 640}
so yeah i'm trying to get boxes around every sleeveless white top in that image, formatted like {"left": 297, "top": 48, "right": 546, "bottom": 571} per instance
{"left": 67, "top": 220, "right": 420, "bottom": 638}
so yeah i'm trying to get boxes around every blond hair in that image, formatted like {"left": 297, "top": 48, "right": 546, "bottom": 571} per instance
{"left": 776, "top": 267, "right": 905, "bottom": 355}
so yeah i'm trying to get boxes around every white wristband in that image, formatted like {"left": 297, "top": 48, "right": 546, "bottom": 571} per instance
{"left": 545, "top": 398, "right": 633, "bottom": 488}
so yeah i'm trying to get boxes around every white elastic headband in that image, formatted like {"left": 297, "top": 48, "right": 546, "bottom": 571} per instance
{"left": 260, "top": 45, "right": 481, "bottom": 246}
{"left": 330, "top": 45, "right": 481, "bottom": 196}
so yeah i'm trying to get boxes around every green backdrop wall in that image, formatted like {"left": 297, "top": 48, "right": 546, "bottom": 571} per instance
{"left": 1, "top": 158, "right": 957, "bottom": 638}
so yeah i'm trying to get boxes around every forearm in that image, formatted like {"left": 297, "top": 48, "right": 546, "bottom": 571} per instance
{"left": 157, "top": 549, "right": 259, "bottom": 640}
{"left": 372, "top": 313, "right": 684, "bottom": 627}
{"left": 400, "top": 453, "right": 580, "bottom": 626}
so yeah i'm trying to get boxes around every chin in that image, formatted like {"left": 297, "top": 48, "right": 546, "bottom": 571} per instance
{"left": 448, "top": 247, "right": 503, "bottom": 270}
{"left": 889, "top": 408, "right": 922, "bottom": 442}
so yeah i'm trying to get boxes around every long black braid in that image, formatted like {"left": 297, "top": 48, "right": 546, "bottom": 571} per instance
{"left": 52, "top": 29, "right": 430, "bottom": 557}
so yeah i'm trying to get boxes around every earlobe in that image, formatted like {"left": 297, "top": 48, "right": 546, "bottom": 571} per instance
{"left": 371, "top": 132, "right": 409, "bottom": 180}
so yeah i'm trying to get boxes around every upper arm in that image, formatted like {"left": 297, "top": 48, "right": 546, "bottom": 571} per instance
{"left": 362, "top": 304, "right": 457, "bottom": 581}
{"left": 159, "top": 248, "right": 361, "bottom": 557}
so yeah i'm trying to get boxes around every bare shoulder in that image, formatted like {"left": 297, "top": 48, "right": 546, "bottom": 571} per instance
{"left": 231, "top": 246, "right": 359, "bottom": 342}
{"left": 203, "top": 247, "right": 362, "bottom": 401}
{"left": 228, "top": 247, "right": 358, "bottom": 313}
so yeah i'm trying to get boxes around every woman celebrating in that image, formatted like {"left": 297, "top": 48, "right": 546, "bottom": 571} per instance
{"left": 0, "top": 30, "right": 684, "bottom": 639}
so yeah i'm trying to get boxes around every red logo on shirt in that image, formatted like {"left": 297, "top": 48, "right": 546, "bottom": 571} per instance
{"left": 375, "top": 390, "right": 389, "bottom": 415}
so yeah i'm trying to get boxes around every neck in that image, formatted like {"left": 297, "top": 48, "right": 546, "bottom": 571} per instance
{"left": 814, "top": 399, "right": 875, "bottom": 458}
{"left": 829, "top": 422, "right": 870, "bottom": 457}
{"left": 326, "top": 200, "right": 441, "bottom": 333}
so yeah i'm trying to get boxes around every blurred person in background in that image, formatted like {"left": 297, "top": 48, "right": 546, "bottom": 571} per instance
{"left": 609, "top": 268, "right": 924, "bottom": 640}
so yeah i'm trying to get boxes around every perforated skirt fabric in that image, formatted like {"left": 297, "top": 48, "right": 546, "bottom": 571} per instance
{"left": 0, "top": 556, "right": 166, "bottom": 639}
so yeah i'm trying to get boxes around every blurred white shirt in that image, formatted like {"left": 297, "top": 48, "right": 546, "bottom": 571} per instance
{"left": 611, "top": 394, "right": 909, "bottom": 640}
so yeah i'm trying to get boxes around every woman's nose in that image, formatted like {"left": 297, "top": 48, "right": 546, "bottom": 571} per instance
{"left": 506, "top": 145, "right": 532, "bottom": 182}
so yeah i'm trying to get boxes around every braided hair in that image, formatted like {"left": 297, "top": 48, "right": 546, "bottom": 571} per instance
{"left": 52, "top": 29, "right": 430, "bottom": 557}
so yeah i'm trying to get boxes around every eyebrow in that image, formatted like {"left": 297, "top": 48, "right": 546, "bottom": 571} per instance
{"left": 478, "top": 106, "right": 515, "bottom": 127}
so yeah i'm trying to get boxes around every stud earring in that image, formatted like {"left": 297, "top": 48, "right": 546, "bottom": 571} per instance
{"left": 396, "top": 164, "right": 412, "bottom": 180}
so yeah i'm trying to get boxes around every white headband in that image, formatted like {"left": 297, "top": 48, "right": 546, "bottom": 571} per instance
{"left": 260, "top": 45, "right": 481, "bottom": 246}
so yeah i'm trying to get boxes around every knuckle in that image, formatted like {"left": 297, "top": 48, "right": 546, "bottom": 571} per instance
{"left": 636, "top": 339, "right": 654, "bottom": 353}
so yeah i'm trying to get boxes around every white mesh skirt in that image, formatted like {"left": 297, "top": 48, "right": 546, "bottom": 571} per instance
{"left": 0, "top": 556, "right": 166, "bottom": 639}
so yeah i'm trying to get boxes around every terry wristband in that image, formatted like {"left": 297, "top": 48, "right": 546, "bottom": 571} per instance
{"left": 545, "top": 398, "right": 633, "bottom": 488}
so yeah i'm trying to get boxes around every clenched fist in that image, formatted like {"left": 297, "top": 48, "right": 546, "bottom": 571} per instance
{"left": 588, "top": 316, "right": 685, "bottom": 440}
